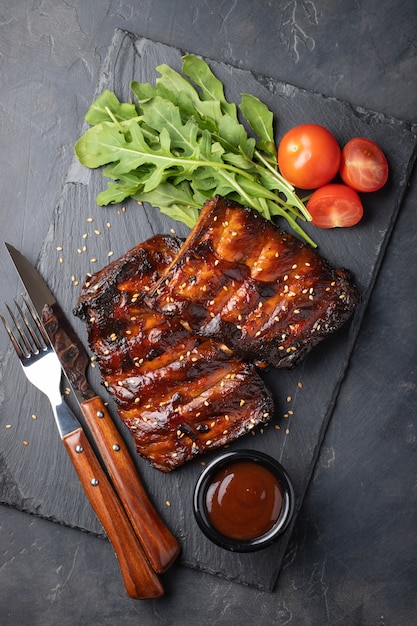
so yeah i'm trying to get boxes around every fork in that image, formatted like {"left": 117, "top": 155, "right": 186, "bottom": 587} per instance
{"left": 0, "top": 296, "right": 164, "bottom": 599}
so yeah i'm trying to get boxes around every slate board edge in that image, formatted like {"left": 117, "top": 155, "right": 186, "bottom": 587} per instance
{"left": 1, "top": 28, "right": 416, "bottom": 592}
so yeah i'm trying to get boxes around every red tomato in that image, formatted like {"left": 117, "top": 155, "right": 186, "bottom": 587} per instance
{"left": 339, "top": 137, "right": 388, "bottom": 192}
{"left": 307, "top": 184, "right": 364, "bottom": 228}
{"left": 278, "top": 124, "right": 341, "bottom": 189}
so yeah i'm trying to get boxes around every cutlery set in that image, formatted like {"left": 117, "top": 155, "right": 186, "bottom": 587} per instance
{"left": 1, "top": 244, "right": 180, "bottom": 599}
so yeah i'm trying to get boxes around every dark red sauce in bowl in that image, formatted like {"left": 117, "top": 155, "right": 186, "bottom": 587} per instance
{"left": 193, "top": 450, "right": 295, "bottom": 552}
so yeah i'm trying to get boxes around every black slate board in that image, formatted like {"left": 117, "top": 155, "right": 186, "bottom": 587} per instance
{"left": 1, "top": 30, "right": 416, "bottom": 591}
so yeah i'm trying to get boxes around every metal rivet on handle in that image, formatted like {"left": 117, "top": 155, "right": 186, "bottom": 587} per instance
{"left": 91, "top": 478, "right": 99, "bottom": 486}
{"left": 75, "top": 445, "right": 84, "bottom": 453}
{"left": 96, "top": 410, "right": 105, "bottom": 418}
{"left": 112, "top": 444, "right": 120, "bottom": 452}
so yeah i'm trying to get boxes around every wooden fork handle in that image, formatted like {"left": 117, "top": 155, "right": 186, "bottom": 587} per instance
{"left": 80, "top": 396, "right": 180, "bottom": 573}
{"left": 63, "top": 427, "right": 164, "bottom": 599}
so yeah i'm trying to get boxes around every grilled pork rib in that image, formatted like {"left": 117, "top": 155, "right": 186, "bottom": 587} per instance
{"left": 148, "top": 196, "right": 360, "bottom": 368}
{"left": 74, "top": 235, "right": 273, "bottom": 472}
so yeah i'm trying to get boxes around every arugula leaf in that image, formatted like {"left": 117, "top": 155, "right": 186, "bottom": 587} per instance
{"left": 182, "top": 55, "right": 237, "bottom": 119}
{"left": 84, "top": 90, "right": 138, "bottom": 125}
{"left": 75, "top": 54, "right": 315, "bottom": 246}
{"left": 239, "top": 93, "right": 276, "bottom": 158}
{"left": 137, "top": 181, "right": 199, "bottom": 227}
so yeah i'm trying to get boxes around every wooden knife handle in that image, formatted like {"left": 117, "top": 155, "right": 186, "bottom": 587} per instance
{"left": 63, "top": 427, "right": 164, "bottom": 599}
{"left": 80, "top": 396, "right": 180, "bottom": 573}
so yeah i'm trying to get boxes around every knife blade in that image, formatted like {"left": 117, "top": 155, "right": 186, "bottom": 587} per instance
{"left": 5, "top": 243, "right": 180, "bottom": 573}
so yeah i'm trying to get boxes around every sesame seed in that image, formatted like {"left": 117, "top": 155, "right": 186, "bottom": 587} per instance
{"left": 87, "top": 217, "right": 93, "bottom": 222}
{"left": 23, "top": 440, "right": 29, "bottom": 446}
{"left": 6, "top": 424, "right": 12, "bottom": 429}
{"left": 31, "top": 414, "right": 37, "bottom": 420}
{"left": 56, "top": 246, "right": 63, "bottom": 251}
{"left": 166, "top": 501, "right": 171, "bottom": 507}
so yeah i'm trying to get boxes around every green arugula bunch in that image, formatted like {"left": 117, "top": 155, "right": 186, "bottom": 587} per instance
{"left": 75, "top": 54, "right": 315, "bottom": 245}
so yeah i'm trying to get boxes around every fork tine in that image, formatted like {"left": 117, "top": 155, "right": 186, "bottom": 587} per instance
{"left": 22, "top": 294, "right": 50, "bottom": 346}
{"left": 5, "top": 302, "right": 33, "bottom": 356}
{"left": 15, "top": 297, "right": 46, "bottom": 352}
{"left": 0, "top": 309, "right": 26, "bottom": 359}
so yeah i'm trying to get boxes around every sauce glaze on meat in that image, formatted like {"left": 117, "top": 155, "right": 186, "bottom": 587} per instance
{"left": 74, "top": 234, "right": 274, "bottom": 472}
{"left": 147, "top": 196, "right": 360, "bottom": 368}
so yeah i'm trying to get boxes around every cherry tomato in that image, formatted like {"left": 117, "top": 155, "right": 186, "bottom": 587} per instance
{"left": 278, "top": 124, "right": 341, "bottom": 189}
{"left": 339, "top": 137, "right": 388, "bottom": 192}
{"left": 307, "top": 184, "right": 364, "bottom": 228}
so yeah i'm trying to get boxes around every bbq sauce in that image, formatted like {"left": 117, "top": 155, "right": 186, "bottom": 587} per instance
{"left": 205, "top": 460, "right": 284, "bottom": 541}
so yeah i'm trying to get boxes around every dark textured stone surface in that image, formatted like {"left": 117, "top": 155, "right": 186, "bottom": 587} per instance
{"left": 0, "top": 1, "right": 416, "bottom": 623}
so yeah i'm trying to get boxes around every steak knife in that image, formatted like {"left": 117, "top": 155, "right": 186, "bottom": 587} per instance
{"left": 5, "top": 243, "right": 180, "bottom": 574}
